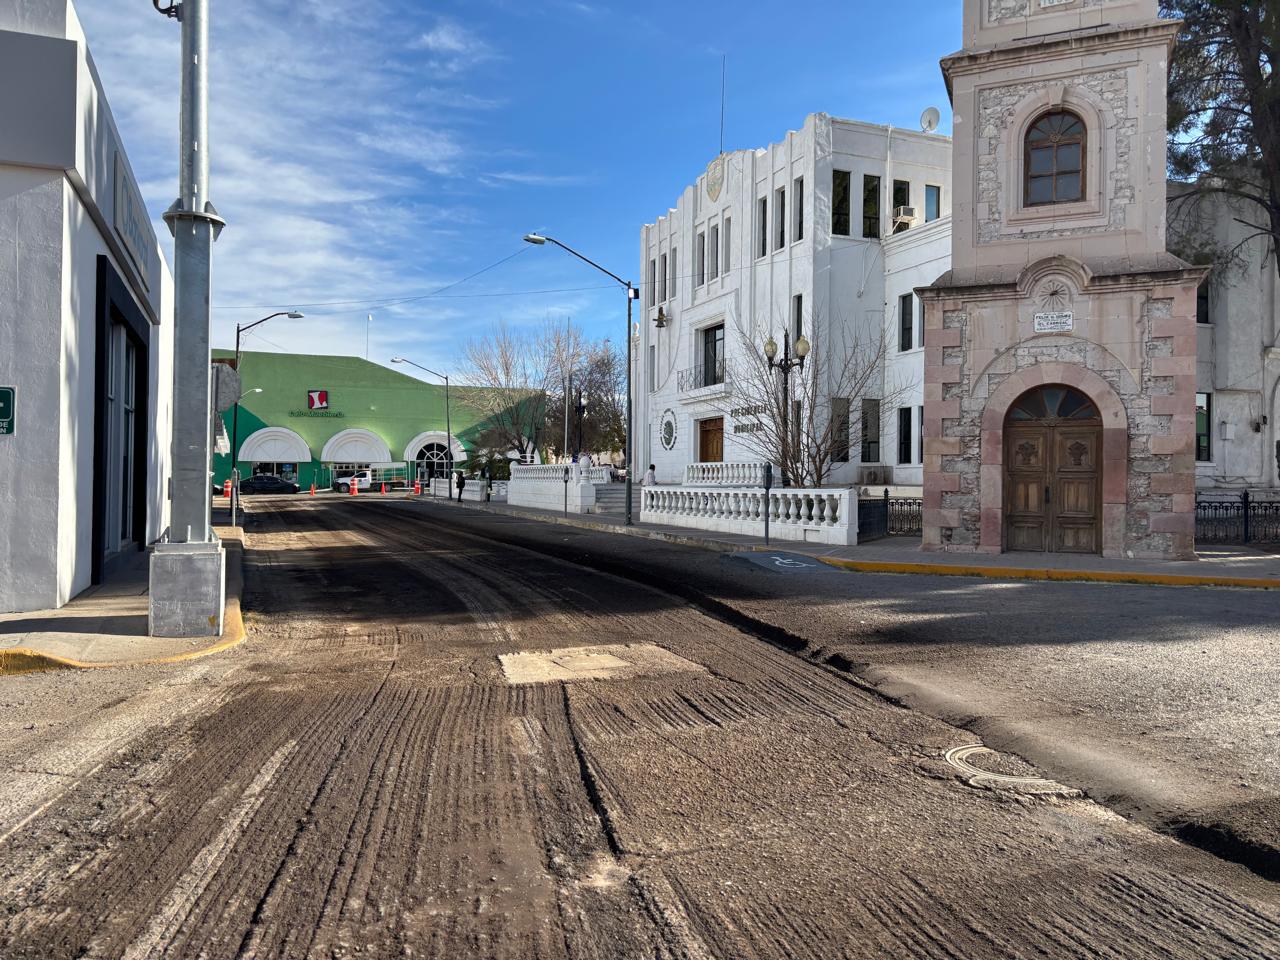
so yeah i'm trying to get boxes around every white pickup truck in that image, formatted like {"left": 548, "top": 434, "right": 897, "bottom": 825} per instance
{"left": 334, "top": 471, "right": 373, "bottom": 493}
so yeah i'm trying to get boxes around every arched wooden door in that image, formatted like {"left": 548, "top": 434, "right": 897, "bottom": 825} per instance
{"left": 1004, "top": 385, "right": 1102, "bottom": 554}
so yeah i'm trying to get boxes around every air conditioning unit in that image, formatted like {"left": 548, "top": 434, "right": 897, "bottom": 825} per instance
{"left": 893, "top": 206, "right": 918, "bottom": 225}
{"left": 857, "top": 466, "right": 894, "bottom": 487}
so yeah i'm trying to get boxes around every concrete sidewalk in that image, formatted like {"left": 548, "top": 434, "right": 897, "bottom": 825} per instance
{"left": 0, "top": 527, "right": 246, "bottom": 675}
{"left": 404, "top": 491, "right": 1280, "bottom": 588}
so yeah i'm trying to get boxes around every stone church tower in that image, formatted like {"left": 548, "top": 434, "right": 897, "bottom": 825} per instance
{"left": 920, "top": 0, "right": 1207, "bottom": 560}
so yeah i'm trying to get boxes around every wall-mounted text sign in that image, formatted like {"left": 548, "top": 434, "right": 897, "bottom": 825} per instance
{"left": 1033, "top": 311, "right": 1073, "bottom": 333}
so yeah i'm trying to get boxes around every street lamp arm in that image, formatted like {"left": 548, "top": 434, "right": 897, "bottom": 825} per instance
{"left": 391, "top": 357, "right": 448, "bottom": 383}
{"left": 540, "top": 236, "right": 632, "bottom": 290}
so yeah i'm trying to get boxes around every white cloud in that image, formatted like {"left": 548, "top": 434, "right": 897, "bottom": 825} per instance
{"left": 411, "top": 19, "right": 496, "bottom": 72}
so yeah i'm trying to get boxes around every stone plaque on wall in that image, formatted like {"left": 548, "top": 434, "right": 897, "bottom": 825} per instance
{"left": 1034, "top": 311, "right": 1074, "bottom": 333}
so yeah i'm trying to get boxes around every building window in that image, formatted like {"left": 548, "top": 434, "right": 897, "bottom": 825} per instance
{"left": 1196, "top": 392, "right": 1212, "bottom": 462}
{"left": 892, "top": 179, "right": 911, "bottom": 234}
{"left": 757, "top": 197, "right": 768, "bottom": 258}
{"left": 659, "top": 253, "right": 668, "bottom": 302}
{"left": 792, "top": 294, "right": 803, "bottom": 342}
{"left": 774, "top": 186, "right": 787, "bottom": 250}
{"left": 898, "top": 293, "right": 914, "bottom": 352}
{"left": 702, "top": 324, "right": 725, "bottom": 387}
{"left": 861, "top": 398, "right": 881, "bottom": 463}
{"left": 1025, "top": 110, "right": 1085, "bottom": 206}
{"left": 925, "top": 184, "right": 941, "bottom": 222}
{"left": 670, "top": 247, "right": 678, "bottom": 299}
{"left": 863, "top": 174, "right": 881, "bottom": 239}
{"left": 832, "top": 169, "right": 851, "bottom": 236}
{"left": 917, "top": 405, "right": 924, "bottom": 463}
{"left": 898, "top": 407, "right": 913, "bottom": 465}
{"left": 1196, "top": 284, "right": 1210, "bottom": 324}
{"left": 648, "top": 344, "right": 656, "bottom": 393}
{"left": 793, "top": 176, "right": 804, "bottom": 242}
{"left": 708, "top": 224, "right": 720, "bottom": 281}
{"left": 832, "top": 398, "right": 851, "bottom": 463}
{"left": 696, "top": 231, "right": 706, "bottom": 287}
{"left": 723, "top": 218, "right": 731, "bottom": 274}
{"left": 647, "top": 258, "right": 656, "bottom": 307}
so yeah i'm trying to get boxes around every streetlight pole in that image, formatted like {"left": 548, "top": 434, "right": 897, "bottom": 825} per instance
{"left": 391, "top": 357, "right": 451, "bottom": 490}
{"left": 763, "top": 329, "right": 810, "bottom": 487}
{"left": 230, "top": 311, "right": 303, "bottom": 524}
{"left": 524, "top": 234, "right": 639, "bottom": 524}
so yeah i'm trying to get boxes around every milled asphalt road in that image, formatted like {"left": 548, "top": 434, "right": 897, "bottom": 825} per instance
{"left": 376, "top": 496, "right": 1280, "bottom": 881}
{"left": 0, "top": 496, "right": 1276, "bottom": 959}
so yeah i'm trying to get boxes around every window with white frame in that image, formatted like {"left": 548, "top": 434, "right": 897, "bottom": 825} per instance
{"left": 647, "top": 258, "right": 656, "bottom": 307}
{"left": 708, "top": 224, "right": 719, "bottom": 281}
{"left": 774, "top": 186, "right": 786, "bottom": 250}
{"left": 659, "top": 252, "right": 668, "bottom": 302}
{"left": 832, "top": 170, "right": 851, "bottom": 236}
{"left": 695, "top": 231, "right": 706, "bottom": 287}
{"left": 757, "top": 197, "right": 768, "bottom": 258}
{"left": 669, "top": 247, "right": 678, "bottom": 299}
{"left": 722, "top": 218, "right": 731, "bottom": 274}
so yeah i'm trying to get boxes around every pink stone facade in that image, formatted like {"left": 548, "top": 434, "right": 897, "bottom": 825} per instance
{"left": 920, "top": 264, "right": 1204, "bottom": 559}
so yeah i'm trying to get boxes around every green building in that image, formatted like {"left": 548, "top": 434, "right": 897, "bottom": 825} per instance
{"left": 212, "top": 350, "right": 532, "bottom": 489}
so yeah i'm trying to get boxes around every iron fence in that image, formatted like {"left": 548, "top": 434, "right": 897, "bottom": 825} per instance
{"left": 677, "top": 360, "right": 728, "bottom": 392}
{"left": 858, "top": 490, "right": 923, "bottom": 540}
{"left": 1196, "top": 491, "right": 1280, "bottom": 544}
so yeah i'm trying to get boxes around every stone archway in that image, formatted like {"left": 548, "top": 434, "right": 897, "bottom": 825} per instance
{"left": 980, "top": 363, "right": 1129, "bottom": 558}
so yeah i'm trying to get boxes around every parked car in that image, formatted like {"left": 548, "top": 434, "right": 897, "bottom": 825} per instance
{"left": 238, "top": 474, "right": 299, "bottom": 495}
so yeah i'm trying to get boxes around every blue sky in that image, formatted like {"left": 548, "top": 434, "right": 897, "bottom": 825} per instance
{"left": 78, "top": 0, "right": 957, "bottom": 379}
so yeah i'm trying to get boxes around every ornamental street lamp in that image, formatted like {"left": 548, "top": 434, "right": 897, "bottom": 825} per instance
{"left": 524, "top": 233, "right": 640, "bottom": 524}
{"left": 391, "top": 357, "right": 452, "bottom": 483}
{"left": 574, "top": 389, "right": 588, "bottom": 460}
{"left": 763, "top": 330, "right": 810, "bottom": 486}
{"left": 230, "top": 312, "right": 302, "bottom": 526}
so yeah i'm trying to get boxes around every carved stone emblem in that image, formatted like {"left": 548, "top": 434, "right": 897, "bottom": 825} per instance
{"left": 705, "top": 155, "right": 725, "bottom": 203}
{"left": 660, "top": 409, "right": 678, "bottom": 451}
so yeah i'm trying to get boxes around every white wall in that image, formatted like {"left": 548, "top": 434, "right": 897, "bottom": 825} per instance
{"left": 0, "top": 166, "right": 66, "bottom": 612}
{"left": 882, "top": 216, "right": 952, "bottom": 489}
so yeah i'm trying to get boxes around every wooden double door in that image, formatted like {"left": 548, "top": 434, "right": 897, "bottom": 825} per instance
{"left": 698, "top": 417, "right": 724, "bottom": 462}
{"left": 1005, "top": 422, "right": 1101, "bottom": 553}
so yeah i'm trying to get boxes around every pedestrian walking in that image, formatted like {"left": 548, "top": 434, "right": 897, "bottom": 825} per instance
{"left": 643, "top": 464, "right": 657, "bottom": 486}
{"left": 454, "top": 471, "right": 465, "bottom": 502}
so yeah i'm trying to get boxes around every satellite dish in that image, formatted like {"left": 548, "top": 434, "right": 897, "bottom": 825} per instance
{"left": 920, "top": 106, "right": 941, "bottom": 133}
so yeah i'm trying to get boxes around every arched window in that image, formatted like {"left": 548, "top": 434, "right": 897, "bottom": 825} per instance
{"left": 415, "top": 442, "right": 454, "bottom": 472}
{"left": 1025, "top": 110, "right": 1085, "bottom": 206}
{"left": 1006, "top": 385, "right": 1100, "bottom": 423}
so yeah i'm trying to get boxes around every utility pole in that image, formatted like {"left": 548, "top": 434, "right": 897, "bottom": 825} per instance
{"left": 149, "top": 0, "right": 229, "bottom": 637}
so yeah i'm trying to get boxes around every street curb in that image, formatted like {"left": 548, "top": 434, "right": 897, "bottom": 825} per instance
{"left": 405, "top": 495, "right": 1280, "bottom": 590}
{"left": 375, "top": 498, "right": 1280, "bottom": 884}
{"left": 817, "top": 556, "right": 1280, "bottom": 590}
{"left": 0, "top": 537, "right": 247, "bottom": 676}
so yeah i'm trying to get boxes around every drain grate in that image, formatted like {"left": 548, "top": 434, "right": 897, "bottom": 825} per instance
{"left": 943, "top": 744, "right": 1079, "bottom": 797}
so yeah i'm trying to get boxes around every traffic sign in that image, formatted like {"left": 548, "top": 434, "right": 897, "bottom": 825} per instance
{"left": 0, "top": 386, "right": 13, "bottom": 436}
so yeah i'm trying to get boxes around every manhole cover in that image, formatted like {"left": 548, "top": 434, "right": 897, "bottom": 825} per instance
{"left": 943, "top": 744, "right": 1079, "bottom": 797}
{"left": 499, "top": 644, "right": 705, "bottom": 685}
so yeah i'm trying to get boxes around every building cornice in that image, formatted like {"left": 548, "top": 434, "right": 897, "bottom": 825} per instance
{"left": 940, "top": 18, "right": 1180, "bottom": 97}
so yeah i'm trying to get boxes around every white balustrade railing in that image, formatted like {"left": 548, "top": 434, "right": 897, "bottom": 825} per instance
{"left": 641, "top": 484, "right": 856, "bottom": 546}
{"left": 509, "top": 462, "right": 597, "bottom": 512}
{"left": 683, "top": 461, "right": 773, "bottom": 487}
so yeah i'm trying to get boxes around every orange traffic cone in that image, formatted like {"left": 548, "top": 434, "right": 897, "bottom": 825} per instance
{"left": 310, "top": 483, "right": 316, "bottom": 496}
{"left": 380, "top": 482, "right": 387, "bottom": 495}
{"left": 413, "top": 480, "right": 421, "bottom": 496}
{"left": 350, "top": 480, "right": 358, "bottom": 497}
{"left": 223, "top": 479, "right": 231, "bottom": 498}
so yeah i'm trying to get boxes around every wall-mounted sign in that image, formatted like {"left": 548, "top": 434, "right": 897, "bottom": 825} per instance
{"left": 1033, "top": 311, "right": 1074, "bottom": 333}
{"left": 705, "top": 156, "right": 725, "bottom": 202}
{"left": 0, "top": 386, "right": 13, "bottom": 436}
{"left": 113, "top": 152, "right": 151, "bottom": 291}
{"left": 307, "top": 389, "right": 329, "bottom": 410}
{"left": 288, "top": 410, "right": 345, "bottom": 419}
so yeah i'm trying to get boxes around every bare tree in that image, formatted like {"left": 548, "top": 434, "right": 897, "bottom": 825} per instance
{"left": 544, "top": 338, "right": 625, "bottom": 462}
{"left": 714, "top": 318, "right": 907, "bottom": 488}
{"left": 459, "top": 321, "right": 551, "bottom": 462}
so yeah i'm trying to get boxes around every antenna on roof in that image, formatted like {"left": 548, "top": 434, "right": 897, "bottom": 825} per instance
{"left": 719, "top": 55, "right": 726, "bottom": 155}
{"left": 920, "top": 106, "right": 941, "bottom": 133}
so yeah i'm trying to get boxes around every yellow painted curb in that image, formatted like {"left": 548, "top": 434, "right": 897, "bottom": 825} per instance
{"left": 0, "top": 539, "right": 247, "bottom": 676}
{"left": 818, "top": 556, "right": 1280, "bottom": 590}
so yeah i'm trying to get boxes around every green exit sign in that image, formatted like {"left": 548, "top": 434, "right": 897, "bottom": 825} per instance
{"left": 0, "top": 387, "right": 14, "bottom": 436}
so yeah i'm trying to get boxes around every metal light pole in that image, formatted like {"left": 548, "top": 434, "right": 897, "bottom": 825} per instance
{"left": 524, "top": 234, "right": 639, "bottom": 524}
{"left": 149, "top": 0, "right": 229, "bottom": 636}
{"left": 391, "top": 357, "right": 452, "bottom": 485}
{"left": 230, "top": 311, "right": 302, "bottom": 525}
{"left": 763, "top": 330, "right": 810, "bottom": 487}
